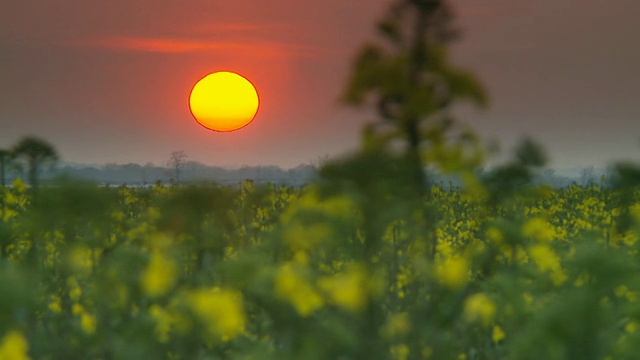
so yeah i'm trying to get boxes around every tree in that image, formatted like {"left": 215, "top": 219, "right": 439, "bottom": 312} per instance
{"left": 167, "top": 151, "right": 188, "bottom": 184}
{"left": 12, "top": 136, "right": 59, "bottom": 189}
{"left": 0, "top": 149, "right": 12, "bottom": 188}
{"left": 343, "top": 0, "right": 487, "bottom": 191}
{"left": 0, "top": 148, "right": 13, "bottom": 220}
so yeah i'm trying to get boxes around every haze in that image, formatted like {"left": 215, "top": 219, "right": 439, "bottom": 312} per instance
{"left": 1, "top": 0, "right": 639, "bottom": 169}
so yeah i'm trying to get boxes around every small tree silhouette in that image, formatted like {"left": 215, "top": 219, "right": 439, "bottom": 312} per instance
{"left": 0, "top": 148, "right": 13, "bottom": 220}
{"left": 167, "top": 151, "right": 188, "bottom": 184}
{"left": 0, "top": 149, "right": 12, "bottom": 189}
{"left": 12, "top": 136, "right": 59, "bottom": 189}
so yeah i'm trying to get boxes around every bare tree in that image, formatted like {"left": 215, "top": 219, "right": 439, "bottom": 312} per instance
{"left": 167, "top": 151, "right": 188, "bottom": 184}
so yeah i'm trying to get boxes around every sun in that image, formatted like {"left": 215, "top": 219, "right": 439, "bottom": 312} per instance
{"left": 189, "top": 71, "right": 260, "bottom": 132}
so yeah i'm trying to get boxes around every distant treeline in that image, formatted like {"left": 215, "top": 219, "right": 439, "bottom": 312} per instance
{"left": 2, "top": 160, "right": 607, "bottom": 188}
{"left": 25, "top": 162, "right": 319, "bottom": 186}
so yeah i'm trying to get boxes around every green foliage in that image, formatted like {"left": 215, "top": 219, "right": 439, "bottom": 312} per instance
{"left": 0, "top": 166, "right": 638, "bottom": 359}
{"left": 343, "top": 0, "right": 487, "bottom": 160}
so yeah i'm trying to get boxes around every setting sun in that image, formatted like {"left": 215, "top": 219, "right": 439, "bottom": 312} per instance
{"left": 189, "top": 71, "right": 259, "bottom": 132}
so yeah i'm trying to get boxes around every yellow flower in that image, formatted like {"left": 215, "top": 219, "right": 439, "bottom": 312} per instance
{"left": 625, "top": 321, "right": 638, "bottom": 334}
{"left": 67, "top": 277, "right": 82, "bottom": 302}
{"left": 149, "top": 305, "right": 173, "bottom": 343}
{"left": 464, "top": 293, "right": 496, "bottom": 326}
{"left": 111, "top": 210, "right": 125, "bottom": 222}
{"left": 630, "top": 204, "right": 640, "bottom": 223}
{"left": 12, "top": 178, "right": 27, "bottom": 193}
{"left": 318, "top": 264, "right": 368, "bottom": 312}
{"left": 528, "top": 244, "right": 567, "bottom": 285}
{"left": 574, "top": 273, "right": 590, "bottom": 287}
{"left": 390, "top": 344, "right": 409, "bottom": 360}
{"left": 622, "top": 232, "right": 638, "bottom": 247}
{"left": 146, "top": 207, "right": 161, "bottom": 222}
{"left": 280, "top": 190, "right": 358, "bottom": 252}
{"left": 485, "top": 226, "right": 504, "bottom": 244}
{"left": 615, "top": 285, "right": 628, "bottom": 298}
{"left": 293, "top": 250, "right": 309, "bottom": 265}
{"left": 283, "top": 223, "right": 330, "bottom": 252}
{"left": 68, "top": 246, "right": 93, "bottom": 274}
{"left": 522, "top": 217, "right": 555, "bottom": 242}
{"left": 528, "top": 244, "right": 557, "bottom": 272}
{"left": 492, "top": 325, "right": 505, "bottom": 343}
{"left": 0, "top": 330, "right": 30, "bottom": 360}
{"left": 381, "top": 312, "right": 411, "bottom": 339}
{"left": 141, "top": 252, "right": 177, "bottom": 297}
{"left": 187, "top": 287, "right": 246, "bottom": 341}
{"left": 81, "top": 313, "right": 97, "bottom": 335}
{"left": 275, "top": 264, "right": 323, "bottom": 316}
{"left": 1, "top": 207, "right": 18, "bottom": 221}
{"left": 72, "top": 303, "right": 84, "bottom": 315}
{"left": 421, "top": 347, "right": 433, "bottom": 358}
{"left": 148, "top": 232, "right": 173, "bottom": 252}
{"left": 48, "top": 296, "right": 62, "bottom": 314}
{"left": 435, "top": 255, "right": 469, "bottom": 290}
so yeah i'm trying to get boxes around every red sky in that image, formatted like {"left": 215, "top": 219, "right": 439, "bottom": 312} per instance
{"left": 1, "top": 0, "right": 640, "bottom": 169}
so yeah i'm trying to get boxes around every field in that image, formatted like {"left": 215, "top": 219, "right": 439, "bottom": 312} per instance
{"left": 2, "top": 0, "right": 639, "bottom": 358}
{"left": 1, "top": 159, "right": 640, "bottom": 360}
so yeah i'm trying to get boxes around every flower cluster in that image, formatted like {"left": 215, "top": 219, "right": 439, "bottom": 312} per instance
{"left": 0, "top": 172, "right": 638, "bottom": 359}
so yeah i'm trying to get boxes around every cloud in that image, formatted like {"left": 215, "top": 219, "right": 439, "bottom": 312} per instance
{"left": 67, "top": 36, "right": 317, "bottom": 58}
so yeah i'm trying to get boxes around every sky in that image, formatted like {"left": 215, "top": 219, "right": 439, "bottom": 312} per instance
{"left": 1, "top": 0, "right": 639, "bottom": 170}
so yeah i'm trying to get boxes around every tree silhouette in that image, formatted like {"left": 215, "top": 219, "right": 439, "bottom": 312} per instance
{"left": 0, "top": 148, "right": 13, "bottom": 220}
{"left": 167, "top": 151, "right": 188, "bottom": 184}
{"left": 343, "top": 0, "right": 487, "bottom": 191}
{"left": 12, "top": 136, "right": 59, "bottom": 189}
{"left": 0, "top": 149, "right": 12, "bottom": 189}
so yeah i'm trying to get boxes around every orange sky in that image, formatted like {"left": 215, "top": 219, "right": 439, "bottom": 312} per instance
{"left": 1, "top": 0, "right": 640, "bottom": 169}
